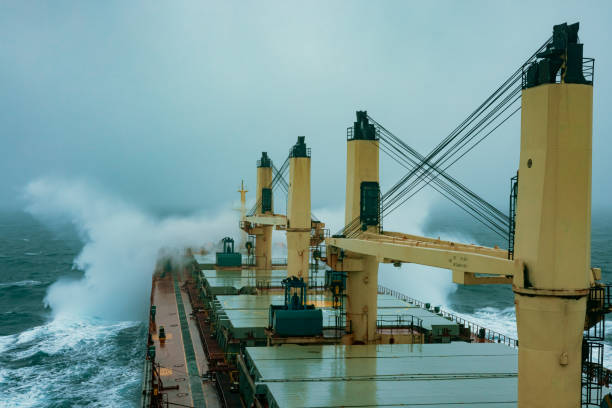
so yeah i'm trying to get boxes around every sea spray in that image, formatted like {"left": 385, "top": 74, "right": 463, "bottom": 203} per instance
{"left": 24, "top": 178, "right": 241, "bottom": 321}
{"left": 377, "top": 194, "right": 461, "bottom": 306}
{"left": 311, "top": 195, "right": 460, "bottom": 307}
{"left": 0, "top": 178, "right": 247, "bottom": 406}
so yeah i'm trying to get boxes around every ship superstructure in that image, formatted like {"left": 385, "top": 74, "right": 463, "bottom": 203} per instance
{"left": 141, "top": 23, "right": 612, "bottom": 408}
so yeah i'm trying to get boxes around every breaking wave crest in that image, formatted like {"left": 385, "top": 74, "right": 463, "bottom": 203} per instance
{"left": 449, "top": 306, "right": 518, "bottom": 339}
{"left": 24, "top": 178, "right": 239, "bottom": 321}
{"left": 446, "top": 306, "right": 612, "bottom": 368}
{"left": 1, "top": 177, "right": 242, "bottom": 407}
{"left": 0, "top": 317, "right": 144, "bottom": 408}
{"left": 0, "top": 280, "right": 42, "bottom": 289}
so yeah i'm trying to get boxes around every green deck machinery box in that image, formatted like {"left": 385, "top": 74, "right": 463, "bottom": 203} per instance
{"left": 215, "top": 252, "right": 242, "bottom": 267}
{"left": 268, "top": 276, "right": 323, "bottom": 337}
{"left": 216, "top": 237, "right": 242, "bottom": 267}
{"left": 270, "top": 308, "right": 323, "bottom": 336}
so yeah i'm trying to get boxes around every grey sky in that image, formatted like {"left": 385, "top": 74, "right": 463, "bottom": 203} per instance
{"left": 1, "top": 1, "right": 611, "bottom": 215}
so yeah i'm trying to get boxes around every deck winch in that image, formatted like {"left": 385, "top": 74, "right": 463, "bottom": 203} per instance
{"left": 216, "top": 237, "right": 242, "bottom": 267}
{"left": 325, "top": 270, "right": 346, "bottom": 310}
{"left": 268, "top": 276, "right": 322, "bottom": 336}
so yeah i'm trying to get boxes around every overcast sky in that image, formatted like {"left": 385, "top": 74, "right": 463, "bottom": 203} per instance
{"left": 1, "top": 1, "right": 611, "bottom": 215}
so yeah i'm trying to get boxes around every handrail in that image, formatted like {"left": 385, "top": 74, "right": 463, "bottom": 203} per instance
{"left": 376, "top": 314, "right": 423, "bottom": 334}
{"left": 241, "top": 255, "right": 256, "bottom": 266}
{"left": 378, "top": 284, "right": 519, "bottom": 348}
{"left": 271, "top": 257, "right": 287, "bottom": 266}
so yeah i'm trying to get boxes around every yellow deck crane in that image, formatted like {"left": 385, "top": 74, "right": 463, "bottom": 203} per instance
{"left": 240, "top": 138, "right": 326, "bottom": 280}
{"left": 325, "top": 22, "right": 605, "bottom": 407}
{"left": 243, "top": 152, "right": 278, "bottom": 270}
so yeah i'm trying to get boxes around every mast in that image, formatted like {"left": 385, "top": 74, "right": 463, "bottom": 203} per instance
{"left": 255, "top": 152, "right": 273, "bottom": 270}
{"left": 513, "top": 22, "right": 593, "bottom": 407}
{"left": 343, "top": 111, "right": 380, "bottom": 344}
{"left": 286, "top": 137, "right": 311, "bottom": 282}
{"left": 237, "top": 180, "right": 248, "bottom": 254}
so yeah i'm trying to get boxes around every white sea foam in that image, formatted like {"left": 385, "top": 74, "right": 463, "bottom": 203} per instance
{"left": 0, "top": 333, "right": 12, "bottom": 354}
{"left": 12, "top": 318, "right": 137, "bottom": 359}
{"left": 0, "top": 317, "right": 142, "bottom": 408}
{"left": 0, "top": 178, "right": 246, "bottom": 407}
{"left": 448, "top": 305, "right": 518, "bottom": 339}
{"left": 0, "top": 280, "right": 42, "bottom": 289}
{"left": 444, "top": 306, "right": 612, "bottom": 369}
{"left": 378, "top": 192, "right": 459, "bottom": 306}
{"left": 24, "top": 178, "right": 240, "bottom": 321}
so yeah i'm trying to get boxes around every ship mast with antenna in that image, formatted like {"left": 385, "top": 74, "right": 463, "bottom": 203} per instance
{"left": 237, "top": 180, "right": 248, "bottom": 253}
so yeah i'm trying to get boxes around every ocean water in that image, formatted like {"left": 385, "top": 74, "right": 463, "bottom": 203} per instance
{"left": 0, "top": 207, "right": 610, "bottom": 407}
{"left": 0, "top": 212, "right": 145, "bottom": 408}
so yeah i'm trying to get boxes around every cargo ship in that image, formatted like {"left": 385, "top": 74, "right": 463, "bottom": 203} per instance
{"left": 140, "top": 23, "right": 612, "bottom": 408}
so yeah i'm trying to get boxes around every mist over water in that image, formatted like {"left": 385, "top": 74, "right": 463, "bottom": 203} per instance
{"left": 25, "top": 178, "right": 240, "bottom": 321}
{"left": 314, "top": 193, "right": 461, "bottom": 306}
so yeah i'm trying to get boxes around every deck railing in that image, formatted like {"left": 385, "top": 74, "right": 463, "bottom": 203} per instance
{"left": 376, "top": 314, "right": 423, "bottom": 334}
{"left": 271, "top": 257, "right": 287, "bottom": 266}
{"left": 378, "top": 284, "right": 519, "bottom": 348}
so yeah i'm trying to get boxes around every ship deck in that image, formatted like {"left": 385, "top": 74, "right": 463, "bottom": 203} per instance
{"left": 241, "top": 343, "right": 518, "bottom": 407}
{"left": 149, "top": 271, "right": 221, "bottom": 408}
{"left": 143, "top": 260, "right": 521, "bottom": 407}
{"left": 209, "top": 287, "right": 459, "bottom": 339}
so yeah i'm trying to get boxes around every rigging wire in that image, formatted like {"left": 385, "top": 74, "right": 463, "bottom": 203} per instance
{"left": 247, "top": 155, "right": 320, "bottom": 223}
{"left": 376, "top": 134, "right": 509, "bottom": 239}
{"left": 375, "top": 94, "right": 520, "bottom": 222}
{"left": 380, "top": 88, "right": 522, "bottom": 216}
{"left": 380, "top": 37, "right": 552, "bottom": 213}
{"left": 373, "top": 117, "right": 510, "bottom": 223}
{"left": 335, "top": 36, "right": 552, "bottom": 238}
{"left": 381, "top": 85, "right": 522, "bottom": 213}
{"left": 380, "top": 105, "right": 521, "bottom": 221}
{"left": 339, "top": 132, "right": 509, "bottom": 239}
{"left": 247, "top": 156, "right": 290, "bottom": 216}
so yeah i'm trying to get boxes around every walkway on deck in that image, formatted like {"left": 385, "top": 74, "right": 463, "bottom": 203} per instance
{"left": 150, "top": 271, "right": 221, "bottom": 408}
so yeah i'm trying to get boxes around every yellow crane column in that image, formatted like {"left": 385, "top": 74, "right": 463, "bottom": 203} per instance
{"left": 287, "top": 136, "right": 311, "bottom": 282}
{"left": 343, "top": 111, "right": 380, "bottom": 344}
{"left": 513, "top": 79, "right": 593, "bottom": 406}
{"left": 255, "top": 152, "right": 273, "bottom": 270}
{"left": 237, "top": 180, "right": 248, "bottom": 254}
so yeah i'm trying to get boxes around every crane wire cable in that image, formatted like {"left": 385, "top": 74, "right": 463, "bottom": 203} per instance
{"left": 372, "top": 115, "right": 511, "bottom": 226}
{"left": 380, "top": 37, "right": 552, "bottom": 210}
{"left": 381, "top": 85, "right": 522, "bottom": 212}
{"left": 379, "top": 134, "right": 508, "bottom": 229}
{"left": 247, "top": 155, "right": 320, "bottom": 223}
{"left": 376, "top": 134, "right": 509, "bottom": 239}
{"left": 247, "top": 156, "right": 290, "bottom": 216}
{"left": 335, "top": 36, "right": 551, "bottom": 238}
{"left": 381, "top": 105, "right": 521, "bottom": 220}
{"left": 374, "top": 90, "right": 521, "bottom": 223}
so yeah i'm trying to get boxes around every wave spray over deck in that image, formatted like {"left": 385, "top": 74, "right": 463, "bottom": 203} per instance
{"left": 0, "top": 178, "right": 238, "bottom": 407}
{"left": 316, "top": 194, "right": 460, "bottom": 307}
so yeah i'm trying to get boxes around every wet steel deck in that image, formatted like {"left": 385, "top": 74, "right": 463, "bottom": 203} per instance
{"left": 151, "top": 271, "right": 219, "bottom": 408}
